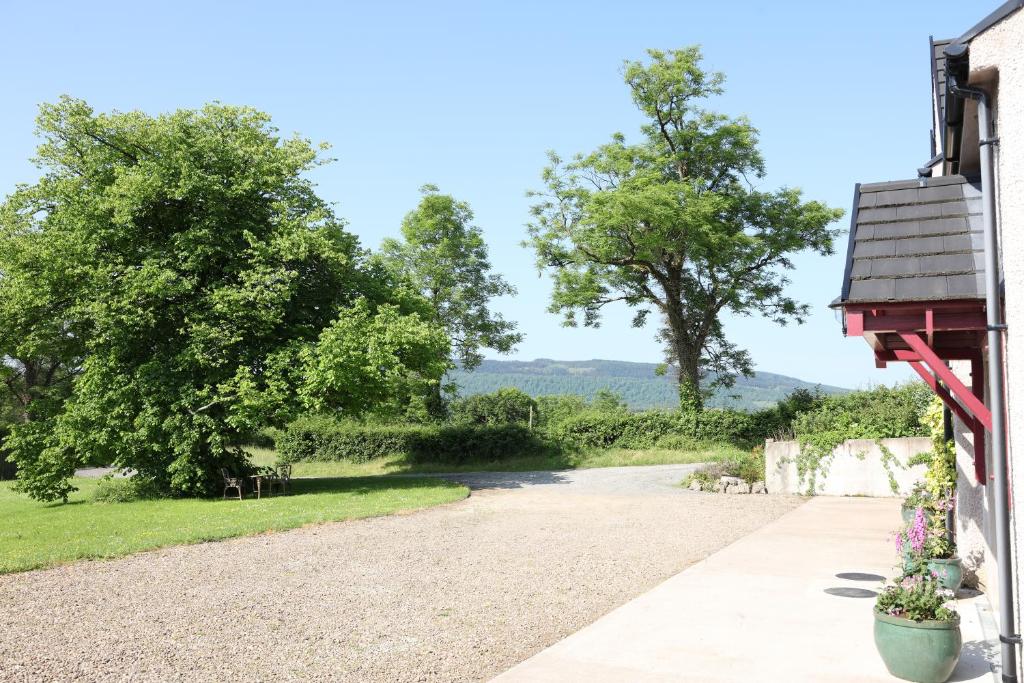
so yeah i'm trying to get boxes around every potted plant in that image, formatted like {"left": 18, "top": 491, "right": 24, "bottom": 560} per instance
{"left": 902, "top": 483, "right": 930, "bottom": 524}
{"left": 897, "top": 506, "right": 963, "bottom": 591}
{"left": 874, "top": 574, "right": 961, "bottom": 683}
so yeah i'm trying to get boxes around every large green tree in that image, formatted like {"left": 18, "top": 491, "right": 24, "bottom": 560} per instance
{"left": 0, "top": 97, "right": 448, "bottom": 501}
{"left": 381, "top": 186, "right": 521, "bottom": 416}
{"left": 527, "top": 48, "right": 843, "bottom": 411}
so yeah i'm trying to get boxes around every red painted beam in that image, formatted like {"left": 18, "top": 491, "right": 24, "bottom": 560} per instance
{"left": 909, "top": 361, "right": 976, "bottom": 427}
{"left": 971, "top": 355, "right": 988, "bottom": 484}
{"left": 846, "top": 311, "right": 863, "bottom": 337}
{"left": 859, "top": 310, "right": 986, "bottom": 333}
{"left": 899, "top": 333, "right": 993, "bottom": 431}
{"left": 877, "top": 348, "right": 983, "bottom": 362}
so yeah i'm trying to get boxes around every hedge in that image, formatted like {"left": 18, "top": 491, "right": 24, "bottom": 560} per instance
{"left": 553, "top": 408, "right": 771, "bottom": 450}
{"left": 278, "top": 415, "right": 551, "bottom": 465}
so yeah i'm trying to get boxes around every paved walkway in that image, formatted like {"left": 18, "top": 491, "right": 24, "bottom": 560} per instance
{"left": 494, "top": 497, "right": 999, "bottom": 683}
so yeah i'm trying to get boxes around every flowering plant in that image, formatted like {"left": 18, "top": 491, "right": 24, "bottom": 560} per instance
{"left": 896, "top": 503, "right": 956, "bottom": 562}
{"left": 875, "top": 573, "right": 957, "bottom": 622}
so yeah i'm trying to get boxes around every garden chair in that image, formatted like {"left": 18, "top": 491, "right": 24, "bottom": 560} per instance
{"left": 274, "top": 463, "right": 292, "bottom": 495}
{"left": 221, "top": 468, "right": 245, "bottom": 500}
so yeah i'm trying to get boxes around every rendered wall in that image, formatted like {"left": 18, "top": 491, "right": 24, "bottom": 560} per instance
{"left": 764, "top": 437, "right": 930, "bottom": 497}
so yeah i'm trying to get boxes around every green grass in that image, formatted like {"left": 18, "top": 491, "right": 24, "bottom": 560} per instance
{"left": 0, "top": 475, "right": 468, "bottom": 574}
{"left": 247, "top": 441, "right": 748, "bottom": 478}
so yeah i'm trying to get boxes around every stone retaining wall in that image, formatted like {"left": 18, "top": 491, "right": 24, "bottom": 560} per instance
{"left": 764, "top": 437, "right": 931, "bottom": 497}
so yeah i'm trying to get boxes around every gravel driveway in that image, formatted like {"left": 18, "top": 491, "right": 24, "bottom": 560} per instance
{"left": 0, "top": 466, "right": 803, "bottom": 682}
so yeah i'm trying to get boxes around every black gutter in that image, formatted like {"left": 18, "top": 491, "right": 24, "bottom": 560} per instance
{"left": 837, "top": 183, "right": 861, "bottom": 311}
{"left": 929, "top": 35, "right": 941, "bottom": 159}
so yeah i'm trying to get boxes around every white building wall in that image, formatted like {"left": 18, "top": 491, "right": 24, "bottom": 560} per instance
{"left": 965, "top": 6, "right": 1024, "bottom": 668}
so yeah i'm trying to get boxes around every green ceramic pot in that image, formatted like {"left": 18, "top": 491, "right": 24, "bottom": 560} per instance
{"left": 927, "top": 558, "right": 964, "bottom": 591}
{"left": 902, "top": 504, "right": 921, "bottom": 524}
{"left": 874, "top": 610, "right": 961, "bottom": 683}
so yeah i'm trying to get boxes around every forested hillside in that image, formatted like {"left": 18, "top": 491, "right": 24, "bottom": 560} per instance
{"left": 449, "top": 359, "right": 847, "bottom": 411}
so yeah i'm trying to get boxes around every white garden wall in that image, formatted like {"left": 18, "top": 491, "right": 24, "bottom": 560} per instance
{"left": 764, "top": 437, "right": 931, "bottom": 497}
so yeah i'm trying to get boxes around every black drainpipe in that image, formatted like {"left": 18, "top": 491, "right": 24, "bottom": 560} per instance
{"left": 946, "top": 43, "right": 1019, "bottom": 682}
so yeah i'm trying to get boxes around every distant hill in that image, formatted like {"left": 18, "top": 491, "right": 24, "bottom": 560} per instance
{"left": 448, "top": 358, "right": 848, "bottom": 411}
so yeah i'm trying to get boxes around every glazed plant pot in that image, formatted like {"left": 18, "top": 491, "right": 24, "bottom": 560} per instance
{"left": 874, "top": 610, "right": 961, "bottom": 683}
{"left": 902, "top": 505, "right": 917, "bottom": 524}
{"left": 927, "top": 558, "right": 964, "bottom": 591}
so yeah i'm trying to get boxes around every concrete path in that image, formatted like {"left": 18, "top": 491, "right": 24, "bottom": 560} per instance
{"left": 494, "top": 496, "right": 999, "bottom": 683}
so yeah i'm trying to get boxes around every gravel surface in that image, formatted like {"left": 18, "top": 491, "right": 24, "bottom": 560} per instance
{"left": 0, "top": 468, "right": 803, "bottom": 682}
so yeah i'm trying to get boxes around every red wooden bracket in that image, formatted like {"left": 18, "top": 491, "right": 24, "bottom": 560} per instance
{"left": 899, "top": 333, "right": 993, "bottom": 431}
{"left": 970, "top": 355, "right": 988, "bottom": 483}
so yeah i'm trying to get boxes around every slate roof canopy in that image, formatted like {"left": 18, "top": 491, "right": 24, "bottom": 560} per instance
{"left": 836, "top": 175, "right": 985, "bottom": 305}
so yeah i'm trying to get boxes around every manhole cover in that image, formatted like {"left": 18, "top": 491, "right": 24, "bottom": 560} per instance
{"left": 825, "top": 587, "right": 878, "bottom": 598}
{"left": 835, "top": 572, "right": 885, "bottom": 582}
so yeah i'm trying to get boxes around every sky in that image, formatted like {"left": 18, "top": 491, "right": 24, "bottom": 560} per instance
{"left": 0, "top": 0, "right": 994, "bottom": 389}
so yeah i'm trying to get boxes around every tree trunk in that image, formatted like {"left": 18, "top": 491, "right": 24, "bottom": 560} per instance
{"left": 663, "top": 298, "right": 704, "bottom": 414}
{"left": 425, "top": 382, "right": 447, "bottom": 421}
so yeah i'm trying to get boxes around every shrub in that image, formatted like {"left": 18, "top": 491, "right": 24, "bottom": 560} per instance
{"left": 653, "top": 433, "right": 701, "bottom": 450}
{"left": 553, "top": 408, "right": 765, "bottom": 451}
{"left": 278, "top": 416, "right": 550, "bottom": 465}
{"left": 682, "top": 449, "right": 764, "bottom": 490}
{"left": 790, "top": 382, "right": 932, "bottom": 493}
{"left": 93, "top": 476, "right": 165, "bottom": 503}
{"left": 278, "top": 416, "right": 417, "bottom": 463}
{"left": 875, "top": 574, "right": 956, "bottom": 622}
{"left": 451, "top": 388, "right": 537, "bottom": 426}
{"left": 534, "top": 394, "right": 588, "bottom": 431}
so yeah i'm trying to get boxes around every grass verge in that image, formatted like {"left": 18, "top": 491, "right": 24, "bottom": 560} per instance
{"left": 0, "top": 476, "right": 468, "bottom": 574}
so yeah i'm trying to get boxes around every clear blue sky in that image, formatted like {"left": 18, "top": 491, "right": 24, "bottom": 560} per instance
{"left": 0, "top": 1, "right": 992, "bottom": 389}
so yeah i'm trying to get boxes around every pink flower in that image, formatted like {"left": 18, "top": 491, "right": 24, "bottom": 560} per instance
{"left": 909, "top": 507, "right": 927, "bottom": 554}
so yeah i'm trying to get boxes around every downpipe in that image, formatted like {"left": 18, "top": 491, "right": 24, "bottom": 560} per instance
{"left": 949, "top": 74, "right": 1019, "bottom": 683}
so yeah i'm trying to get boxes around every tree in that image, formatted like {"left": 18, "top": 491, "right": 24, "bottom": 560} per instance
{"left": 527, "top": 48, "right": 843, "bottom": 411}
{"left": 451, "top": 387, "right": 537, "bottom": 426}
{"left": 381, "top": 186, "right": 522, "bottom": 416}
{"left": 0, "top": 97, "right": 448, "bottom": 501}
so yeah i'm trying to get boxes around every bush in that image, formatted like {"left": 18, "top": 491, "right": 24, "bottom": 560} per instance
{"left": 534, "top": 394, "right": 588, "bottom": 431}
{"left": 278, "top": 415, "right": 551, "bottom": 465}
{"left": 683, "top": 450, "right": 765, "bottom": 490}
{"left": 553, "top": 408, "right": 766, "bottom": 451}
{"left": 653, "top": 433, "right": 701, "bottom": 450}
{"left": 93, "top": 476, "right": 165, "bottom": 503}
{"left": 451, "top": 388, "right": 537, "bottom": 426}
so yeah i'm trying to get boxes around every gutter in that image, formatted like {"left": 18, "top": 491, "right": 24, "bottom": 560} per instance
{"left": 945, "top": 44, "right": 1019, "bottom": 683}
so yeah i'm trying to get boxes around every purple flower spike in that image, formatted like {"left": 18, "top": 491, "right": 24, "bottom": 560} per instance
{"left": 909, "top": 507, "right": 927, "bottom": 554}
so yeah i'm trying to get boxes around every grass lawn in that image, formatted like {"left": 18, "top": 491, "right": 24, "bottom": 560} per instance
{"left": 0, "top": 475, "right": 468, "bottom": 574}
{"left": 246, "top": 441, "right": 747, "bottom": 478}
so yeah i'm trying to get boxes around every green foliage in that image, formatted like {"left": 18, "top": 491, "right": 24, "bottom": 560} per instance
{"left": 682, "top": 449, "right": 765, "bottom": 490}
{"left": 533, "top": 394, "right": 589, "bottom": 430}
{"left": 278, "top": 416, "right": 550, "bottom": 466}
{"left": 380, "top": 186, "right": 521, "bottom": 416}
{"left": 451, "top": 388, "right": 537, "bottom": 426}
{"left": 527, "top": 47, "right": 843, "bottom": 409}
{"left": 921, "top": 397, "right": 957, "bottom": 498}
{"left": 0, "top": 98, "right": 448, "bottom": 501}
{"left": 790, "top": 383, "right": 932, "bottom": 494}
{"left": 92, "top": 476, "right": 165, "bottom": 503}
{"left": 591, "top": 388, "right": 628, "bottom": 413}
{"left": 875, "top": 574, "right": 956, "bottom": 622}
{"left": 553, "top": 407, "right": 771, "bottom": 451}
